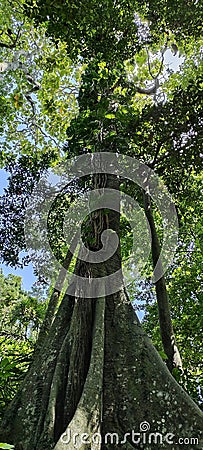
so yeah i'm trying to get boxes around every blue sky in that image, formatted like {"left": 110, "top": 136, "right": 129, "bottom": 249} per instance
{"left": 0, "top": 169, "right": 8, "bottom": 193}
{"left": 1, "top": 263, "right": 36, "bottom": 291}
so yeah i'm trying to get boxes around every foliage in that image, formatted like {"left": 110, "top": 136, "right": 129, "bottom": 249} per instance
{"left": 0, "top": 1, "right": 80, "bottom": 168}
{"left": 0, "top": 0, "right": 82, "bottom": 266}
{"left": 24, "top": 0, "right": 147, "bottom": 61}
{"left": 0, "top": 271, "right": 46, "bottom": 419}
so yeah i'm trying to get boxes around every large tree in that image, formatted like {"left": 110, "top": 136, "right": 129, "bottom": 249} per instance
{"left": 0, "top": 1, "right": 203, "bottom": 449}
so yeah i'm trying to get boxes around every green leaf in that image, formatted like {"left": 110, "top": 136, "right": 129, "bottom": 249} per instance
{"left": 0, "top": 444, "right": 15, "bottom": 449}
{"left": 105, "top": 113, "right": 115, "bottom": 119}
{"left": 158, "top": 350, "right": 168, "bottom": 361}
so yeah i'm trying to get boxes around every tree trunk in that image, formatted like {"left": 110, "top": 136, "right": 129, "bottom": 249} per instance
{"left": 0, "top": 283, "right": 203, "bottom": 449}
{"left": 143, "top": 191, "right": 183, "bottom": 373}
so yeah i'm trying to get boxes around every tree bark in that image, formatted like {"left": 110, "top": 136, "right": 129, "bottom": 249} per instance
{"left": 143, "top": 191, "right": 183, "bottom": 373}
{"left": 35, "top": 235, "right": 78, "bottom": 354}
{"left": 0, "top": 287, "right": 202, "bottom": 449}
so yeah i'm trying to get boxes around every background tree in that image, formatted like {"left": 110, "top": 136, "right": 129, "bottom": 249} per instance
{"left": 0, "top": 271, "right": 46, "bottom": 420}
{"left": 143, "top": 171, "right": 203, "bottom": 407}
